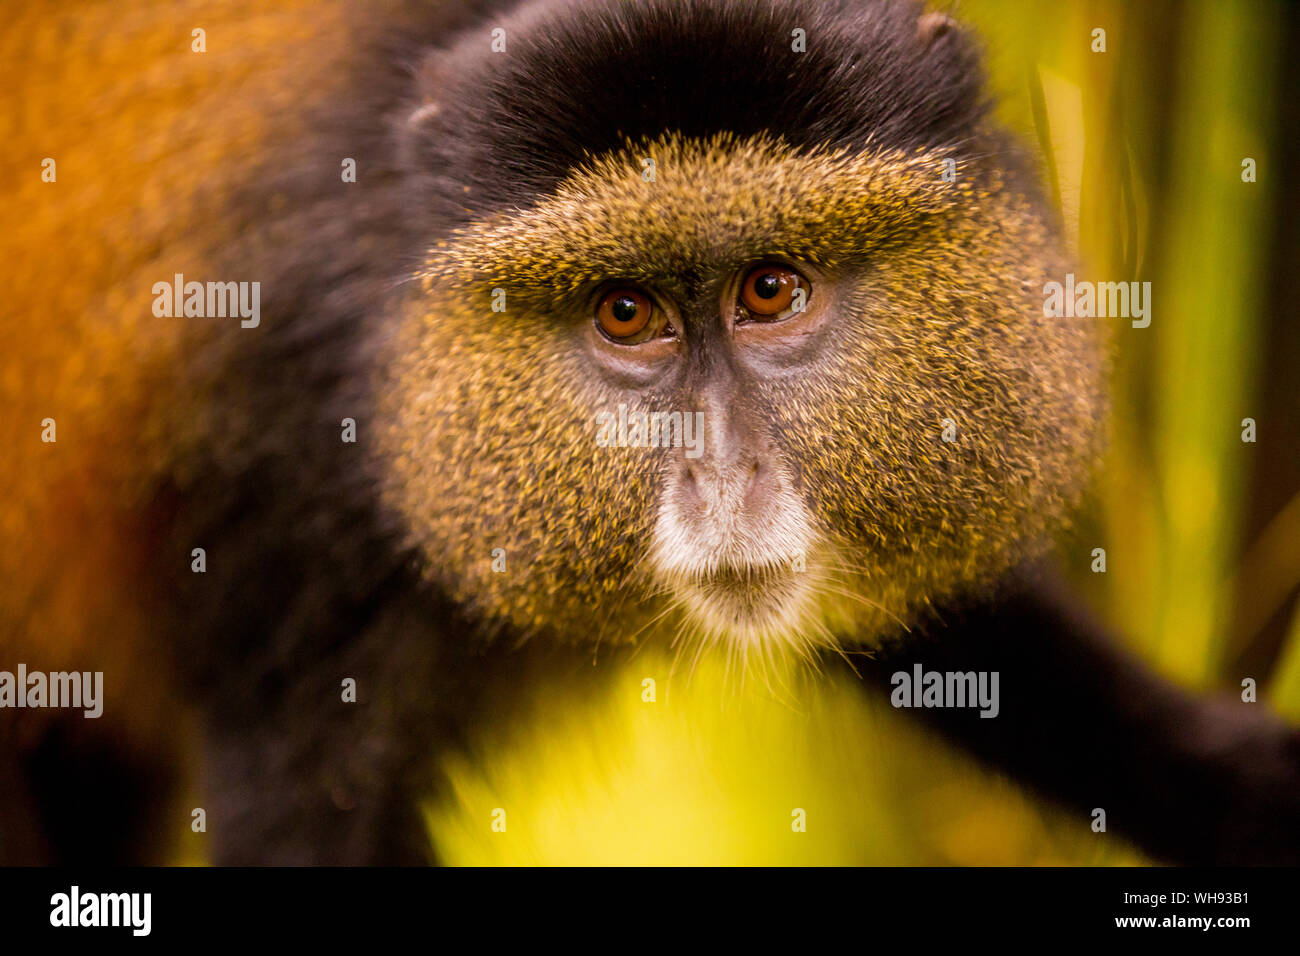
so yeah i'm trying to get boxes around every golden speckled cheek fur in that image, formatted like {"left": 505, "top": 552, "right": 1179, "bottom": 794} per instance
{"left": 768, "top": 184, "right": 1107, "bottom": 638}
{"left": 377, "top": 133, "right": 1107, "bottom": 649}
{"left": 377, "top": 287, "right": 667, "bottom": 643}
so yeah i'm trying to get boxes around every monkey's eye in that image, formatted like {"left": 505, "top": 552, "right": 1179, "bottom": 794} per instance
{"left": 595, "top": 288, "right": 665, "bottom": 343}
{"left": 739, "top": 264, "right": 807, "bottom": 319}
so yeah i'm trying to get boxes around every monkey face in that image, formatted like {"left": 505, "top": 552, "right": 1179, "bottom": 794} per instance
{"left": 379, "top": 134, "right": 1105, "bottom": 661}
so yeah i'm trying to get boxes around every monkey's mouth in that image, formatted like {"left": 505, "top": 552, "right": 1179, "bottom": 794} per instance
{"left": 686, "top": 561, "right": 798, "bottom": 593}
{"left": 672, "top": 560, "right": 817, "bottom": 645}
{"left": 648, "top": 494, "right": 823, "bottom": 649}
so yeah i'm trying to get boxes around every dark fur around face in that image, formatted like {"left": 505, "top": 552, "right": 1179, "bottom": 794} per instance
{"left": 408, "top": 0, "right": 987, "bottom": 224}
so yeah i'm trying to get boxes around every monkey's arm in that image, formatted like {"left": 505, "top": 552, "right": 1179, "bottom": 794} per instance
{"left": 854, "top": 567, "right": 1300, "bottom": 864}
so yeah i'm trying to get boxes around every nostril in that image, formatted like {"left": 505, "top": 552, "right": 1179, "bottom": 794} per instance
{"left": 680, "top": 456, "right": 773, "bottom": 506}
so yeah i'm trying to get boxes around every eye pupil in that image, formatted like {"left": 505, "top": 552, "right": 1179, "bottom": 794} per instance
{"left": 611, "top": 296, "right": 640, "bottom": 322}
{"left": 754, "top": 274, "right": 782, "bottom": 299}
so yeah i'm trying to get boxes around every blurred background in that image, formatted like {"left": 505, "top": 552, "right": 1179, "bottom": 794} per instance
{"left": 424, "top": 0, "right": 1300, "bottom": 865}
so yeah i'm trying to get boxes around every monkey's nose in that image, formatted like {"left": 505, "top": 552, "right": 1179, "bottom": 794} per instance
{"left": 680, "top": 454, "right": 774, "bottom": 513}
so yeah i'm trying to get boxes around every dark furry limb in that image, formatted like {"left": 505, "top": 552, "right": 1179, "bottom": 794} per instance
{"left": 855, "top": 567, "right": 1300, "bottom": 865}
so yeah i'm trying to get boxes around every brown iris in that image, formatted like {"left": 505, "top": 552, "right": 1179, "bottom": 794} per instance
{"left": 740, "top": 264, "right": 805, "bottom": 317}
{"left": 596, "top": 288, "right": 654, "bottom": 341}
